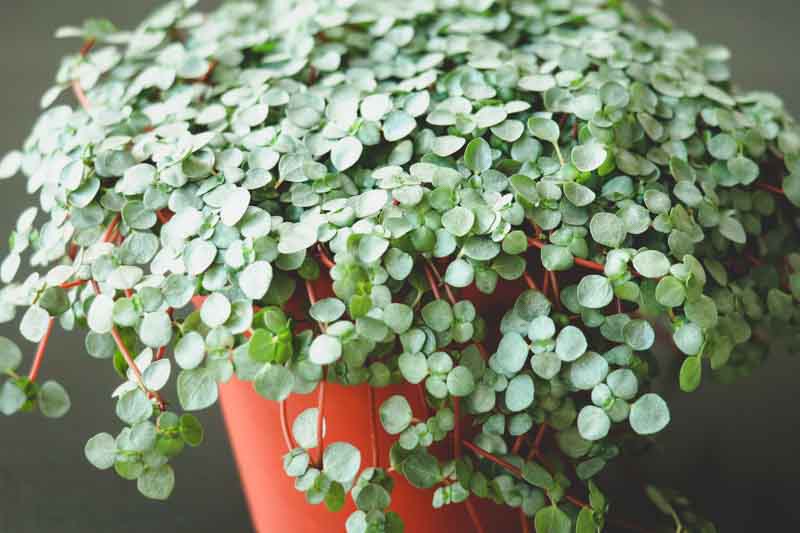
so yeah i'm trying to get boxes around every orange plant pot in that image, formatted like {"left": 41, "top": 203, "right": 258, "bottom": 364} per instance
{"left": 199, "top": 270, "right": 529, "bottom": 532}
{"left": 218, "top": 378, "right": 521, "bottom": 533}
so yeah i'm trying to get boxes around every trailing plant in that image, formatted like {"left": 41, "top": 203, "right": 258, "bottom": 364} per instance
{"left": 0, "top": 0, "right": 798, "bottom": 531}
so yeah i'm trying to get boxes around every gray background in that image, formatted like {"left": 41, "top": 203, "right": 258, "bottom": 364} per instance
{"left": 0, "top": 1, "right": 798, "bottom": 532}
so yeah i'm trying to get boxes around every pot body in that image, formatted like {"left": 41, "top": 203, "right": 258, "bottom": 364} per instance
{"left": 219, "top": 378, "right": 520, "bottom": 533}
{"left": 216, "top": 272, "right": 528, "bottom": 532}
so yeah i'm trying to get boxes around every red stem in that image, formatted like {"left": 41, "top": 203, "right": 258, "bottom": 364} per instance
{"left": 523, "top": 272, "right": 538, "bottom": 290}
{"left": 464, "top": 437, "right": 653, "bottom": 532}
{"left": 71, "top": 40, "right": 96, "bottom": 112}
{"left": 463, "top": 440, "right": 590, "bottom": 507}
{"left": 453, "top": 397, "right": 462, "bottom": 458}
{"left": 511, "top": 435, "right": 525, "bottom": 455}
{"left": 108, "top": 322, "right": 143, "bottom": 383}
{"left": 305, "top": 279, "right": 318, "bottom": 306}
{"left": 199, "top": 59, "right": 219, "bottom": 84}
{"left": 520, "top": 508, "right": 530, "bottom": 533}
{"left": 528, "top": 237, "right": 612, "bottom": 274}
{"left": 60, "top": 278, "right": 88, "bottom": 290}
{"left": 549, "top": 271, "right": 561, "bottom": 310}
{"left": 280, "top": 400, "right": 294, "bottom": 452}
{"left": 93, "top": 280, "right": 165, "bottom": 410}
{"left": 27, "top": 317, "right": 55, "bottom": 382}
{"left": 542, "top": 268, "right": 550, "bottom": 297}
{"left": 755, "top": 182, "right": 785, "bottom": 195}
{"left": 534, "top": 423, "right": 548, "bottom": 449}
{"left": 465, "top": 498, "right": 486, "bottom": 533}
{"left": 463, "top": 440, "right": 523, "bottom": 476}
{"left": 443, "top": 283, "right": 457, "bottom": 306}
{"left": 317, "top": 244, "right": 335, "bottom": 269}
{"left": 101, "top": 214, "right": 121, "bottom": 243}
{"left": 423, "top": 263, "right": 441, "bottom": 300}
{"left": 417, "top": 383, "right": 430, "bottom": 419}
{"left": 367, "top": 385, "right": 379, "bottom": 467}
{"left": 31, "top": 214, "right": 122, "bottom": 382}
{"left": 424, "top": 261, "right": 463, "bottom": 453}
{"left": 314, "top": 377, "right": 326, "bottom": 467}
{"left": 153, "top": 309, "right": 173, "bottom": 361}
{"left": 79, "top": 38, "right": 95, "bottom": 57}
{"left": 71, "top": 79, "right": 91, "bottom": 112}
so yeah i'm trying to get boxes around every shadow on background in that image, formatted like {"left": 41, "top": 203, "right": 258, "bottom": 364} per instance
{"left": 0, "top": 1, "right": 798, "bottom": 532}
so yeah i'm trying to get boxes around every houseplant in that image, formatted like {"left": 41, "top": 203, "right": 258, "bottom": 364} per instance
{"left": 0, "top": 0, "right": 798, "bottom": 531}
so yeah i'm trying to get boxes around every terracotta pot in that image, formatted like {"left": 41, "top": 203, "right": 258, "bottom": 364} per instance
{"left": 219, "top": 377, "right": 523, "bottom": 533}
{"left": 199, "top": 271, "right": 529, "bottom": 532}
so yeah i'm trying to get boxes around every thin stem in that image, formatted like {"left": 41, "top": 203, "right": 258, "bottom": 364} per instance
{"left": 279, "top": 399, "right": 294, "bottom": 452}
{"left": 71, "top": 79, "right": 91, "bottom": 112}
{"left": 520, "top": 508, "right": 531, "bottom": 533}
{"left": 453, "top": 397, "right": 462, "bottom": 458}
{"left": 464, "top": 439, "right": 590, "bottom": 507}
{"left": 31, "top": 213, "right": 121, "bottom": 382}
{"left": 153, "top": 309, "right": 174, "bottom": 361}
{"left": 425, "top": 257, "right": 456, "bottom": 304}
{"left": 542, "top": 268, "right": 550, "bottom": 297}
{"left": 463, "top": 440, "right": 524, "bottom": 477}
{"left": 528, "top": 236, "right": 613, "bottom": 275}
{"left": 317, "top": 244, "right": 334, "bottom": 269}
{"left": 534, "top": 422, "right": 548, "bottom": 449}
{"left": 511, "top": 435, "right": 526, "bottom": 455}
{"left": 199, "top": 59, "right": 219, "bottom": 84}
{"left": 755, "top": 182, "right": 785, "bottom": 195}
{"left": 314, "top": 376, "right": 327, "bottom": 467}
{"left": 424, "top": 260, "right": 462, "bottom": 447}
{"left": 423, "top": 262, "right": 441, "bottom": 300}
{"left": 108, "top": 323, "right": 143, "bottom": 384}
{"left": 71, "top": 40, "right": 96, "bottom": 112}
{"left": 417, "top": 383, "right": 430, "bottom": 419}
{"left": 443, "top": 283, "right": 457, "bottom": 306}
{"left": 60, "top": 278, "right": 88, "bottom": 290}
{"left": 549, "top": 271, "right": 561, "bottom": 309}
{"left": 79, "top": 38, "right": 96, "bottom": 57}
{"left": 464, "top": 498, "right": 486, "bottom": 533}
{"left": 523, "top": 272, "right": 538, "bottom": 290}
{"left": 367, "top": 385, "right": 379, "bottom": 467}
{"left": 305, "top": 279, "right": 318, "bottom": 306}
{"left": 27, "top": 317, "right": 55, "bottom": 382}
{"left": 101, "top": 214, "right": 121, "bottom": 243}
{"left": 464, "top": 438, "right": 653, "bottom": 532}
{"left": 154, "top": 345, "right": 167, "bottom": 362}
{"left": 95, "top": 279, "right": 165, "bottom": 410}
{"left": 471, "top": 442, "right": 589, "bottom": 516}
{"left": 553, "top": 143, "right": 565, "bottom": 166}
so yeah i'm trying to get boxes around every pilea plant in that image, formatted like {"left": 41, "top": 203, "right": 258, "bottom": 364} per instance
{"left": 0, "top": 0, "right": 798, "bottom": 531}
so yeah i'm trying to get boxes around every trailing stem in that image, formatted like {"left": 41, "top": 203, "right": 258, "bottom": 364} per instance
{"left": 26, "top": 317, "right": 55, "bottom": 382}
{"left": 367, "top": 385, "right": 379, "bottom": 467}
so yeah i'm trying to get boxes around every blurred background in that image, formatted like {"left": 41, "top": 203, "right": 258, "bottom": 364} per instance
{"left": 0, "top": 1, "right": 798, "bottom": 532}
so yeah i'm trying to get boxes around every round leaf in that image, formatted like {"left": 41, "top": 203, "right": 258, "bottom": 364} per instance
{"left": 577, "top": 405, "right": 611, "bottom": 441}
{"left": 379, "top": 395, "right": 413, "bottom": 435}
{"left": 576, "top": 275, "right": 613, "bottom": 309}
{"left": 629, "top": 393, "right": 670, "bottom": 435}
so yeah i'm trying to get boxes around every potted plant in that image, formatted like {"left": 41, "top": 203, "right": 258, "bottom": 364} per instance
{"left": 1, "top": 0, "right": 798, "bottom": 531}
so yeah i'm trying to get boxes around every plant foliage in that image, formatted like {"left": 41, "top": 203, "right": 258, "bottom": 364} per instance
{"left": 0, "top": 0, "right": 798, "bottom": 530}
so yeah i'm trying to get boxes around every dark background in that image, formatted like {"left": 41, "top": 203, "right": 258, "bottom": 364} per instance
{"left": 0, "top": 1, "right": 798, "bottom": 532}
